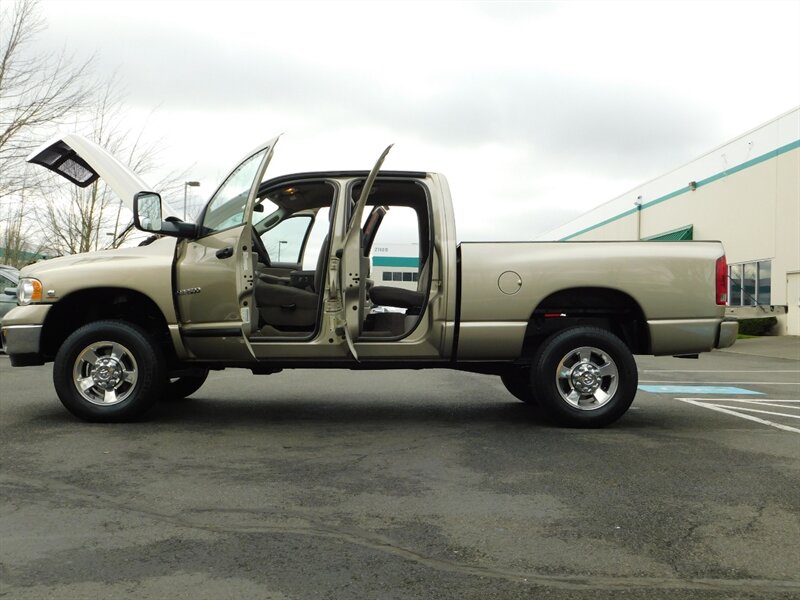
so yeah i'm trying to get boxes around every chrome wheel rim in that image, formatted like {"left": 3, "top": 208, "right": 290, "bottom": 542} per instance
{"left": 72, "top": 341, "right": 138, "bottom": 406}
{"left": 555, "top": 346, "right": 618, "bottom": 410}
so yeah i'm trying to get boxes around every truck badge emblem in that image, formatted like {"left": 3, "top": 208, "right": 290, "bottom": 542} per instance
{"left": 176, "top": 287, "right": 202, "bottom": 296}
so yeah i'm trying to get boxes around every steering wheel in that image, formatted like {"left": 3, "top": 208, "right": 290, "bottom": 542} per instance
{"left": 251, "top": 226, "right": 271, "bottom": 266}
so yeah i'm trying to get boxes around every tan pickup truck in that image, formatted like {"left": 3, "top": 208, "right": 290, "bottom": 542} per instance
{"left": 1, "top": 134, "right": 738, "bottom": 427}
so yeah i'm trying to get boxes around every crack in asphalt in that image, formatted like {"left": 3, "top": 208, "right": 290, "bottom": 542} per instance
{"left": 740, "top": 502, "right": 767, "bottom": 536}
{"left": 2, "top": 472, "right": 799, "bottom": 594}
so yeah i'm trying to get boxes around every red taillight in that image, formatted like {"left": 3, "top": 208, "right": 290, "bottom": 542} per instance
{"left": 716, "top": 255, "right": 728, "bottom": 305}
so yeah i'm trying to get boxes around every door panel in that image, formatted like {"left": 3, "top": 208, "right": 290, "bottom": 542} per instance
{"left": 340, "top": 146, "right": 393, "bottom": 354}
{"left": 176, "top": 226, "right": 252, "bottom": 328}
{"left": 175, "top": 136, "right": 280, "bottom": 357}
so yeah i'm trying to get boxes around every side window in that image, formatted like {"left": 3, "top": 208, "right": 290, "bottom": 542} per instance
{"left": 201, "top": 148, "right": 268, "bottom": 235}
{"left": 257, "top": 180, "right": 336, "bottom": 271}
{"left": 301, "top": 207, "right": 331, "bottom": 270}
{"left": 261, "top": 216, "right": 312, "bottom": 265}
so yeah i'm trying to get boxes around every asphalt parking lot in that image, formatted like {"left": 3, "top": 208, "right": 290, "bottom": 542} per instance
{"left": 1, "top": 338, "right": 799, "bottom": 599}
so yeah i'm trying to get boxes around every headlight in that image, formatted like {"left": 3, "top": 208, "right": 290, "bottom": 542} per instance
{"left": 17, "top": 278, "right": 42, "bottom": 305}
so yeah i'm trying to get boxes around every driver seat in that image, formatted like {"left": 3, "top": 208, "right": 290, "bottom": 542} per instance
{"left": 254, "top": 237, "right": 328, "bottom": 329}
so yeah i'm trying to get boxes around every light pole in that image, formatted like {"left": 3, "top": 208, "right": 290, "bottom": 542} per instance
{"left": 634, "top": 196, "right": 642, "bottom": 240}
{"left": 278, "top": 240, "right": 287, "bottom": 262}
{"left": 183, "top": 181, "right": 200, "bottom": 220}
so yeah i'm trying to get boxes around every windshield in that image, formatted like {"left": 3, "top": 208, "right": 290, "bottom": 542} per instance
{"left": 201, "top": 148, "right": 269, "bottom": 234}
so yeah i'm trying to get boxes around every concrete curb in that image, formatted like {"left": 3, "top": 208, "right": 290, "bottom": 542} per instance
{"left": 716, "top": 336, "right": 800, "bottom": 361}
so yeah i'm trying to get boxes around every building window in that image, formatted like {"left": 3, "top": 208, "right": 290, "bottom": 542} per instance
{"left": 380, "top": 271, "right": 419, "bottom": 283}
{"left": 729, "top": 264, "right": 742, "bottom": 305}
{"left": 728, "top": 260, "right": 771, "bottom": 306}
{"left": 743, "top": 263, "right": 757, "bottom": 306}
{"left": 757, "top": 260, "right": 771, "bottom": 305}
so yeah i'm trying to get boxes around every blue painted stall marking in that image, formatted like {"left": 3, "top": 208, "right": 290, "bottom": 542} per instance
{"left": 638, "top": 385, "right": 763, "bottom": 395}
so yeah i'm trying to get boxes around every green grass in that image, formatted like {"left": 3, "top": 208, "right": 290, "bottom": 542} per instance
{"left": 737, "top": 316, "right": 777, "bottom": 337}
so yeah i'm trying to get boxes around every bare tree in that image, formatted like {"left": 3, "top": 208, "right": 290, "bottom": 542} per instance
{"left": 35, "top": 77, "right": 191, "bottom": 256}
{"left": 0, "top": 189, "right": 45, "bottom": 266}
{"left": 0, "top": 0, "right": 92, "bottom": 199}
{"left": 1, "top": 1, "right": 192, "bottom": 258}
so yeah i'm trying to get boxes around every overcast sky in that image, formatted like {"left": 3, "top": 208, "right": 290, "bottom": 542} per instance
{"left": 29, "top": 0, "right": 800, "bottom": 240}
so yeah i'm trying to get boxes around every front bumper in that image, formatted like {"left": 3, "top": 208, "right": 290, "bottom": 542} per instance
{"left": 1, "top": 325, "right": 45, "bottom": 365}
{"left": 1, "top": 304, "right": 51, "bottom": 366}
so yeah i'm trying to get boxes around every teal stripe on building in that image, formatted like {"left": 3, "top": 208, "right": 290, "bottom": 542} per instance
{"left": 372, "top": 256, "right": 419, "bottom": 268}
{"left": 561, "top": 139, "right": 800, "bottom": 241}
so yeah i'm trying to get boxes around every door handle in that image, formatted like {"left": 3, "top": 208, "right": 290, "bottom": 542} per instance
{"left": 216, "top": 247, "right": 233, "bottom": 259}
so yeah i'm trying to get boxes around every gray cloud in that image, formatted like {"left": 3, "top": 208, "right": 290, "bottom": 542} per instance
{"left": 28, "top": 14, "right": 720, "bottom": 180}
{"left": 368, "top": 74, "right": 718, "bottom": 176}
{"left": 459, "top": 205, "right": 586, "bottom": 242}
{"left": 20, "top": 0, "right": 797, "bottom": 247}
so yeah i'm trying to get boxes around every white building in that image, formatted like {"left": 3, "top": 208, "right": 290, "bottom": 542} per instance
{"left": 541, "top": 107, "right": 800, "bottom": 335}
{"left": 370, "top": 243, "right": 420, "bottom": 291}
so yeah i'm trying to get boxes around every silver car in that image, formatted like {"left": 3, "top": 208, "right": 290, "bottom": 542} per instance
{"left": 0, "top": 265, "right": 20, "bottom": 322}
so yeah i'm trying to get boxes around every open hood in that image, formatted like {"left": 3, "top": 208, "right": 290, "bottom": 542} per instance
{"left": 27, "top": 133, "right": 177, "bottom": 218}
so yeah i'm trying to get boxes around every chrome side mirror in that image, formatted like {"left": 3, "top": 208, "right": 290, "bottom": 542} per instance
{"left": 133, "top": 192, "right": 163, "bottom": 233}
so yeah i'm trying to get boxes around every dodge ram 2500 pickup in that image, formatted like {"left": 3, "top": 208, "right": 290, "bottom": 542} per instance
{"left": 1, "top": 134, "right": 738, "bottom": 427}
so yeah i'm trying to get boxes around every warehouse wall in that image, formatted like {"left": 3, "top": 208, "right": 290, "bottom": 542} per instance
{"left": 542, "top": 108, "right": 800, "bottom": 335}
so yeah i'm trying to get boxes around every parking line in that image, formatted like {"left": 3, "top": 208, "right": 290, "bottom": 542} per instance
{"left": 705, "top": 399, "right": 800, "bottom": 409}
{"left": 639, "top": 381, "right": 800, "bottom": 385}
{"left": 642, "top": 370, "right": 800, "bottom": 373}
{"left": 704, "top": 404, "right": 800, "bottom": 420}
{"left": 638, "top": 385, "right": 762, "bottom": 395}
{"left": 676, "top": 398, "right": 800, "bottom": 434}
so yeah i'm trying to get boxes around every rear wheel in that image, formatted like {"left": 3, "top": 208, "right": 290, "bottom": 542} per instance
{"left": 53, "top": 320, "right": 165, "bottom": 422}
{"left": 531, "top": 327, "right": 637, "bottom": 427}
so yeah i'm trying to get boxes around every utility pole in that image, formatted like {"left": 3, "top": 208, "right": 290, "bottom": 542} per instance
{"left": 183, "top": 181, "right": 200, "bottom": 220}
{"left": 634, "top": 196, "right": 642, "bottom": 240}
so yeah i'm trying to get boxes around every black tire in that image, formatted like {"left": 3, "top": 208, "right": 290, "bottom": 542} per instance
{"left": 500, "top": 368, "right": 537, "bottom": 404}
{"left": 53, "top": 320, "right": 165, "bottom": 422}
{"left": 531, "top": 327, "right": 637, "bottom": 428}
{"left": 164, "top": 371, "right": 209, "bottom": 401}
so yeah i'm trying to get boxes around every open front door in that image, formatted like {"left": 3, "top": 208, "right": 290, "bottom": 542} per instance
{"left": 175, "top": 136, "right": 280, "bottom": 359}
{"left": 336, "top": 145, "right": 393, "bottom": 359}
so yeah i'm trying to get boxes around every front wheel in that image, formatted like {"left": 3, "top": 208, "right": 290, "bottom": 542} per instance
{"left": 53, "top": 320, "right": 165, "bottom": 422}
{"left": 531, "top": 327, "right": 637, "bottom": 428}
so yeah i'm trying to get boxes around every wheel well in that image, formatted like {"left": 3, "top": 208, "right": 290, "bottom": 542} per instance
{"left": 40, "top": 288, "right": 175, "bottom": 363}
{"left": 522, "top": 287, "right": 650, "bottom": 357}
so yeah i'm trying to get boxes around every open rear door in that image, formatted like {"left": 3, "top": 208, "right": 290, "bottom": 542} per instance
{"left": 336, "top": 145, "right": 393, "bottom": 359}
